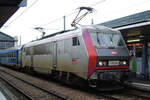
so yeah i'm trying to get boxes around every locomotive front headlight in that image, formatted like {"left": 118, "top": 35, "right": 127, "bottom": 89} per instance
{"left": 99, "top": 61, "right": 103, "bottom": 66}
{"left": 123, "top": 61, "right": 126, "bottom": 65}
{"left": 120, "top": 61, "right": 127, "bottom": 66}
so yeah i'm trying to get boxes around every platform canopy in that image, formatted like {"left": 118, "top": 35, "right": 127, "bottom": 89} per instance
{"left": 0, "top": 0, "right": 26, "bottom": 28}
{"left": 98, "top": 10, "right": 150, "bottom": 45}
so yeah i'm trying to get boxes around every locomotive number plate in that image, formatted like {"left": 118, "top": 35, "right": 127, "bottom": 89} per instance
{"left": 108, "top": 61, "right": 119, "bottom": 66}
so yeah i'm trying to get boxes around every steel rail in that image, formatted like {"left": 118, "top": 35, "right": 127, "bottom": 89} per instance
{"left": 92, "top": 82, "right": 150, "bottom": 100}
{"left": 0, "top": 76, "right": 34, "bottom": 100}
{"left": 96, "top": 88, "right": 150, "bottom": 100}
{"left": 120, "top": 92, "right": 150, "bottom": 100}
{"left": 98, "top": 94, "right": 120, "bottom": 100}
{"left": 119, "top": 83, "right": 150, "bottom": 99}
{"left": 90, "top": 87, "right": 121, "bottom": 100}
{"left": 122, "top": 83, "right": 150, "bottom": 93}
{"left": 0, "top": 69, "right": 69, "bottom": 100}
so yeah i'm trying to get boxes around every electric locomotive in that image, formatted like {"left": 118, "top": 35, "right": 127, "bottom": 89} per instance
{"left": 0, "top": 6, "right": 130, "bottom": 89}
{"left": 0, "top": 25, "right": 130, "bottom": 89}
{"left": 20, "top": 25, "right": 130, "bottom": 88}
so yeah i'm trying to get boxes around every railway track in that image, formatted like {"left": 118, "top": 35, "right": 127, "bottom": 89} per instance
{"left": 93, "top": 84, "right": 150, "bottom": 100}
{"left": 0, "top": 69, "right": 69, "bottom": 100}
{"left": 121, "top": 83, "right": 150, "bottom": 99}
{"left": 0, "top": 66, "right": 105, "bottom": 100}
{"left": 0, "top": 66, "right": 124, "bottom": 100}
{"left": 1, "top": 66, "right": 150, "bottom": 100}
{"left": 94, "top": 90, "right": 150, "bottom": 100}
{"left": 0, "top": 77, "right": 33, "bottom": 100}
{"left": 120, "top": 89, "right": 150, "bottom": 100}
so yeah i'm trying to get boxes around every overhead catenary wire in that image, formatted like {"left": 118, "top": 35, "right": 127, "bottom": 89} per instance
{"left": 3, "top": 0, "right": 106, "bottom": 29}
{"left": 90, "top": 0, "right": 106, "bottom": 7}
{"left": 4, "top": 0, "right": 150, "bottom": 28}
{"left": 40, "top": 0, "right": 150, "bottom": 28}
{"left": 40, "top": 0, "right": 106, "bottom": 27}
{"left": 40, "top": 16, "right": 66, "bottom": 27}
{"left": 5, "top": 0, "right": 40, "bottom": 27}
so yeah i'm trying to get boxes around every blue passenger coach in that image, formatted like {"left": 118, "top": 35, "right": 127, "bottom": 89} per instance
{"left": 0, "top": 46, "right": 22, "bottom": 68}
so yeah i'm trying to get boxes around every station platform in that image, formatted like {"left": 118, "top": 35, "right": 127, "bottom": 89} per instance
{"left": 132, "top": 78, "right": 150, "bottom": 84}
{"left": 0, "top": 84, "right": 11, "bottom": 100}
{"left": 0, "top": 79, "right": 19, "bottom": 100}
{"left": 0, "top": 91, "right": 7, "bottom": 100}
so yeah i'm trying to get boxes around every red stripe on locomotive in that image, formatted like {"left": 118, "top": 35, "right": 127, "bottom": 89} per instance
{"left": 96, "top": 66, "right": 129, "bottom": 70}
{"left": 83, "top": 29, "right": 97, "bottom": 77}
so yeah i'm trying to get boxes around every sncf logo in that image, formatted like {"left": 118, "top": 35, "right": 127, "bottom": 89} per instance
{"left": 72, "top": 59, "right": 78, "bottom": 64}
{"left": 111, "top": 51, "right": 118, "bottom": 55}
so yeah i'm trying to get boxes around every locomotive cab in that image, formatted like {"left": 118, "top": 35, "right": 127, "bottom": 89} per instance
{"left": 82, "top": 26, "right": 130, "bottom": 87}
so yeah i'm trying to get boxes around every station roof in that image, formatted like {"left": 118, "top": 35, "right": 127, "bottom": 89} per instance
{"left": 99, "top": 10, "right": 150, "bottom": 29}
{"left": 0, "top": 31, "right": 14, "bottom": 40}
{"left": 98, "top": 10, "right": 150, "bottom": 45}
{"left": 0, "top": 0, "right": 25, "bottom": 28}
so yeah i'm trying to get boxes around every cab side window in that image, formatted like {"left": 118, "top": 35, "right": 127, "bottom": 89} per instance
{"left": 72, "top": 37, "right": 80, "bottom": 46}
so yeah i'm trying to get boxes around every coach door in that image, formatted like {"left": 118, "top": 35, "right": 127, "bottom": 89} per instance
{"left": 53, "top": 41, "right": 57, "bottom": 69}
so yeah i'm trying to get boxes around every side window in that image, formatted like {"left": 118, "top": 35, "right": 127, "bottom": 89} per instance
{"left": 72, "top": 37, "right": 80, "bottom": 46}
{"left": 26, "top": 47, "right": 31, "bottom": 55}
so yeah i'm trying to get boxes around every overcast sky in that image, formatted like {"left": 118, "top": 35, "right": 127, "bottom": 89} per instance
{"left": 0, "top": 0, "right": 150, "bottom": 44}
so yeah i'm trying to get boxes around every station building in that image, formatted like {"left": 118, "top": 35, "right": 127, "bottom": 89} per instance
{"left": 98, "top": 10, "right": 150, "bottom": 79}
{"left": 0, "top": 31, "right": 15, "bottom": 49}
{"left": 0, "top": 0, "right": 26, "bottom": 50}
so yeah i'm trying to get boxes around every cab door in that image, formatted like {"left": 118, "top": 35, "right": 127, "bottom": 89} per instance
{"left": 30, "top": 47, "right": 34, "bottom": 67}
{"left": 53, "top": 41, "right": 57, "bottom": 69}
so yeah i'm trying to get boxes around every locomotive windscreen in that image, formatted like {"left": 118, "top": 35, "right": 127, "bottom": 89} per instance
{"left": 90, "top": 32, "right": 125, "bottom": 48}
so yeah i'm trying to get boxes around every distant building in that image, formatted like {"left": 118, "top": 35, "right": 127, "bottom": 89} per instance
{"left": 0, "top": 31, "right": 15, "bottom": 50}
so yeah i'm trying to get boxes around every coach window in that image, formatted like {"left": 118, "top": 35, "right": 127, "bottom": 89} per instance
{"left": 9, "top": 53, "right": 11, "bottom": 57}
{"left": 72, "top": 37, "right": 80, "bottom": 46}
{"left": 12, "top": 52, "right": 13, "bottom": 57}
{"left": 11, "top": 53, "right": 13, "bottom": 57}
{"left": 14, "top": 52, "right": 16, "bottom": 57}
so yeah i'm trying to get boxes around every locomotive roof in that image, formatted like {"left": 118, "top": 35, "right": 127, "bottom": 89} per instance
{"left": 84, "top": 25, "right": 119, "bottom": 33}
{"left": 41, "top": 29, "right": 74, "bottom": 39}
{"left": 24, "top": 25, "right": 120, "bottom": 48}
